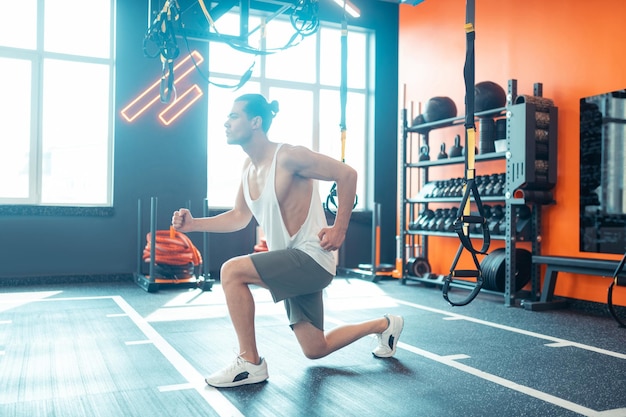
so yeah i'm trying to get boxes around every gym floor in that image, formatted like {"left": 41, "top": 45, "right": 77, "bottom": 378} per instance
{"left": 0, "top": 276, "right": 624, "bottom": 417}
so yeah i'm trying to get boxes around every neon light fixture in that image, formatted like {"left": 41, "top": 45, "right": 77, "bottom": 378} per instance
{"left": 121, "top": 50, "right": 204, "bottom": 124}
{"left": 158, "top": 84, "right": 204, "bottom": 126}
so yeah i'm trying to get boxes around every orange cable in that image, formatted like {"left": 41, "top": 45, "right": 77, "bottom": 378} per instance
{"left": 143, "top": 229, "right": 202, "bottom": 266}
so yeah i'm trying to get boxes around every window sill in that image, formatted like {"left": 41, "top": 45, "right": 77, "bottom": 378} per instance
{"left": 0, "top": 205, "right": 114, "bottom": 217}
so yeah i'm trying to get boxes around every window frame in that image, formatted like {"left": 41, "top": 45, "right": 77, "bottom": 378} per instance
{"left": 0, "top": 0, "right": 116, "bottom": 208}
{"left": 205, "top": 12, "right": 372, "bottom": 210}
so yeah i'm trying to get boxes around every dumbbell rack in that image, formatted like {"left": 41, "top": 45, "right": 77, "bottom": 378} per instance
{"left": 399, "top": 79, "right": 558, "bottom": 307}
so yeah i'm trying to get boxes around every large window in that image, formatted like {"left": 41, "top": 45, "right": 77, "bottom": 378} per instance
{"left": 0, "top": 0, "right": 115, "bottom": 206}
{"left": 206, "top": 12, "right": 370, "bottom": 209}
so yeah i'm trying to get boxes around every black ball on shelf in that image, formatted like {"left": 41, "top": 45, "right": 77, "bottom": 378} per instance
{"left": 475, "top": 81, "right": 506, "bottom": 113}
{"left": 423, "top": 96, "right": 457, "bottom": 122}
{"left": 411, "top": 113, "right": 426, "bottom": 127}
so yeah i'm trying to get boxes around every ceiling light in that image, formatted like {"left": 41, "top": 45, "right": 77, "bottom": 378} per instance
{"left": 331, "top": 0, "right": 360, "bottom": 18}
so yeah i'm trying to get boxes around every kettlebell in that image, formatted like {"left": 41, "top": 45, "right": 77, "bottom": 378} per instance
{"left": 449, "top": 134, "right": 463, "bottom": 158}
{"left": 419, "top": 144, "right": 430, "bottom": 161}
{"left": 438, "top": 143, "right": 448, "bottom": 159}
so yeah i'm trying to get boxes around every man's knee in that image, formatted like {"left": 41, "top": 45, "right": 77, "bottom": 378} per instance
{"left": 220, "top": 256, "right": 261, "bottom": 287}
{"left": 301, "top": 345, "right": 326, "bottom": 360}
{"left": 220, "top": 257, "right": 242, "bottom": 285}
{"left": 220, "top": 257, "right": 236, "bottom": 278}
{"left": 293, "top": 322, "right": 328, "bottom": 360}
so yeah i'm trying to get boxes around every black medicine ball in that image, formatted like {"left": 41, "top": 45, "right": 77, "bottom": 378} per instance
{"left": 412, "top": 113, "right": 426, "bottom": 127}
{"left": 423, "top": 96, "right": 457, "bottom": 123}
{"left": 475, "top": 81, "right": 506, "bottom": 112}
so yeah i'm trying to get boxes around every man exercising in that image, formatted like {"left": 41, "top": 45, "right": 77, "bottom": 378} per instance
{"left": 172, "top": 94, "right": 403, "bottom": 388}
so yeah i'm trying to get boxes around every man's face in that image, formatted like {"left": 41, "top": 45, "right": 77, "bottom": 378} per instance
{"left": 224, "top": 101, "right": 256, "bottom": 145}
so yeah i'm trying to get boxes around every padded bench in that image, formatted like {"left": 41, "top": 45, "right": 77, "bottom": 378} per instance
{"left": 522, "top": 255, "right": 625, "bottom": 311}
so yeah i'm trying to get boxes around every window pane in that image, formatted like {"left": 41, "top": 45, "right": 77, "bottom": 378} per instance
{"left": 206, "top": 81, "right": 261, "bottom": 207}
{"left": 265, "top": 20, "right": 316, "bottom": 83}
{"left": 41, "top": 59, "right": 111, "bottom": 205}
{"left": 0, "top": 0, "right": 37, "bottom": 49}
{"left": 44, "top": 0, "right": 111, "bottom": 58}
{"left": 319, "top": 90, "right": 365, "bottom": 208}
{"left": 206, "top": 18, "right": 371, "bottom": 211}
{"left": 208, "top": 13, "right": 261, "bottom": 76}
{"left": 268, "top": 88, "right": 313, "bottom": 149}
{"left": 208, "top": 43, "right": 261, "bottom": 79}
{"left": 320, "top": 28, "right": 366, "bottom": 89}
{"left": 0, "top": 58, "right": 32, "bottom": 199}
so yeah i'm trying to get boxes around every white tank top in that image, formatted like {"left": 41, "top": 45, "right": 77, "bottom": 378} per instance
{"left": 242, "top": 144, "right": 336, "bottom": 276}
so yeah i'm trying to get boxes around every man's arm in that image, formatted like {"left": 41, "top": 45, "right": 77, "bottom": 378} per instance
{"left": 172, "top": 184, "right": 253, "bottom": 233}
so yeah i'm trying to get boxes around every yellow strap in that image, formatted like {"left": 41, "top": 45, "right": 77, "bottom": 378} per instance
{"left": 197, "top": 0, "right": 218, "bottom": 32}
{"left": 462, "top": 127, "right": 477, "bottom": 232}
{"left": 465, "top": 128, "right": 476, "bottom": 172}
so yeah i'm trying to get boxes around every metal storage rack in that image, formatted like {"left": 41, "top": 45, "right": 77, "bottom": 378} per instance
{"left": 399, "top": 80, "right": 558, "bottom": 306}
{"left": 134, "top": 197, "right": 214, "bottom": 293}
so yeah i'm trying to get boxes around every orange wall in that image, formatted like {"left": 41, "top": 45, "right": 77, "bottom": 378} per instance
{"left": 398, "top": 0, "right": 626, "bottom": 305}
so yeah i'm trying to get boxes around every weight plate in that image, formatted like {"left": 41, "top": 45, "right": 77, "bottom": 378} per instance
{"left": 406, "top": 257, "right": 431, "bottom": 278}
{"left": 480, "top": 248, "right": 532, "bottom": 292}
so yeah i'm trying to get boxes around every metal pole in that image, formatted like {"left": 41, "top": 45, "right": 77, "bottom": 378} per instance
{"left": 371, "top": 203, "right": 380, "bottom": 274}
{"left": 203, "top": 198, "right": 211, "bottom": 279}
{"left": 149, "top": 197, "right": 157, "bottom": 280}
{"left": 137, "top": 199, "right": 142, "bottom": 275}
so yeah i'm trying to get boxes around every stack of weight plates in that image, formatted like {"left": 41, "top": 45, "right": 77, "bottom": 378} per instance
{"left": 479, "top": 248, "right": 532, "bottom": 292}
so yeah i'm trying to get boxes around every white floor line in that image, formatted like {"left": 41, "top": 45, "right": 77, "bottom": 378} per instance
{"left": 158, "top": 383, "right": 195, "bottom": 392}
{"left": 441, "top": 354, "right": 470, "bottom": 360}
{"left": 393, "top": 298, "right": 626, "bottom": 360}
{"left": 4, "top": 293, "right": 242, "bottom": 417}
{"left": 397, "top": 341, "right": 603, "bottom": 417}
{"left": 124, "top": 340, "right": 153, "bottom": 346}
{"left": 545, "top": 341, "right": 574, "bottom": 348}
{"left": 326, "top": 307, "right": 625, "bottom": 417}
{"left": 31, "top": 295, "right": 114, "bottom": 302}
{"left": 595, "top": 408, "right": 626, "bottom": 417}
{"left": 107, "top": 313, "right": 128, "bottom": 318}
{"left": 111, "top": 296, "right": 244, "bottom": 417}
{"left": 5, "top": 290, "right": 624, "bottom": 416}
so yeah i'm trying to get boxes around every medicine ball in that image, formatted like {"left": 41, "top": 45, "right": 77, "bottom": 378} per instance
{"left": 475, "top": 81, "right": 506, "bottom": 112}
{"left": 411, "top": 113, "right": 426, "bottom": 127}
{"left": 423, "top": 96, "right": 457, "bottom": 123}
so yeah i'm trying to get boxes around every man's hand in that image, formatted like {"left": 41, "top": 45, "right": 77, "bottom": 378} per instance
{"left": 172, "top": 208, "right": 194, "bottom": 233}
{"left": 318, "top": 226, "right": 346, "bottom": 251}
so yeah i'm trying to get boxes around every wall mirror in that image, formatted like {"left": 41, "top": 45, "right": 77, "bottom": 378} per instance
{"left": 580, "top": 89, "right": 626, "bottom": 254}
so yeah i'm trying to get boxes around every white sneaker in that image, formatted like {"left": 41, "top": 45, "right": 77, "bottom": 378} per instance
{"left": 372, "top": 314, "right": 404, "bottom": 358}
{"left": 205, "top": 355, "right": 269, "bottom": 388}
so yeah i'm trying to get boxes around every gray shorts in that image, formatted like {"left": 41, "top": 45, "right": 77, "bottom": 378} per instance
{"left": 250, "top": 249, "right": 334, "bottom": 331}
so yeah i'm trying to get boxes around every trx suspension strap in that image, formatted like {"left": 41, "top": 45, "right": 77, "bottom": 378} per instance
{"left": 608, "top": 251, "right": 626, "bottom": 327}
{"left": 326, "top": 11, "right": 357, "bottom": 215}
{"left": 143, "top": 1, "right": 181, "bottom": 103}
{"left": 442, "top": 0, "right": 491, "bottom": 306}
{"left": 340, "top": 16, "right": 347, "bottom": 166}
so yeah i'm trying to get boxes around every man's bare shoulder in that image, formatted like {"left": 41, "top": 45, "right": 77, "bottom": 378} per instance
{"left": 279, "top": 143, "right": 310, "bottom": 155}
{"left": 241, "top": 156, "right": 252, "bottom": 170}
{"left": 278, "top": 144, "right": 322, "bottom": 165}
